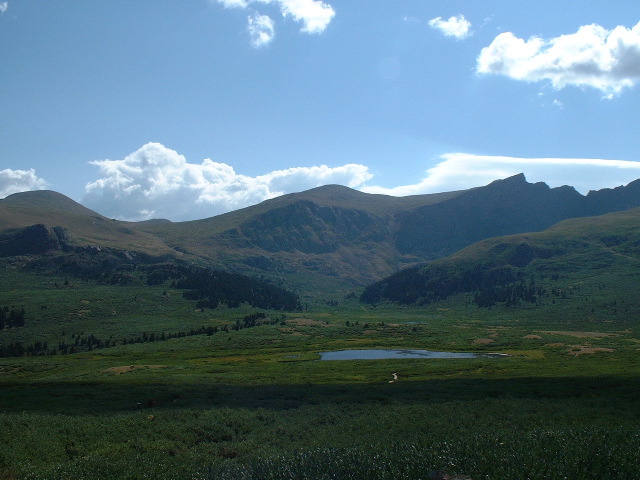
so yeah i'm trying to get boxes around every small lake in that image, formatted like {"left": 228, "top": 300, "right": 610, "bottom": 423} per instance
{"left": 319, "top": 349, "right": 509, "bottom": 360}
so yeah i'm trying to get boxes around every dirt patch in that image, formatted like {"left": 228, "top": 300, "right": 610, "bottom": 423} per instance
{"left": 541, "top": 331, "right": 619, "bottom": 339}
{"left": 286, "top": 318, "right": 332, "bottom": 327}
{"left": 103, "top": 365, "right": 167, "bottom": 375}
{"left": 568, "top": 345, "right": 615, "bottom": 356}
{"left": 278, "top": 327, "right": 309, "bottom": 336}
{"left": 473, "top": 338, "right": 494, "bottom": 345}
{"left": 545, "top": 342, "right": 565, "bottom": 347}
{"left": 524, "top": 334, "right": 542, "bottom": 340}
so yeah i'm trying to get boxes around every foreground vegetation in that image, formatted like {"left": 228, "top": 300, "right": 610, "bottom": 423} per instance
{"left": 1, "top": 265, "right": 639, "bottom": 479}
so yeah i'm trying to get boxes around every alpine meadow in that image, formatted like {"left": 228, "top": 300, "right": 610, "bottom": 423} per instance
{"left": 4, "top": 2, "right": 640, "bottom": 479}
{"left": 1, "top": 175, "right": 640, "bottom": 479}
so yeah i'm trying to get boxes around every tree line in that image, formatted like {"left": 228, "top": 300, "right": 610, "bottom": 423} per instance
{"left": 0, "top": 312, "right": 281, "bottom": 358}
{"left": 361, "top": 262, "right": 523, "bottom": 306}
{"left": 361, "top": 260, "right": 570, "bottom": 308}
{"left": 173, "top": 267, "right": 300, "bottom": 311}
{"left": 0, "top": 306, "right": 26, "bottom": 330}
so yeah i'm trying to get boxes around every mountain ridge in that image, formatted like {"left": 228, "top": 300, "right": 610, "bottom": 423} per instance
{"left": 2, "top": 175, "right": 640, "bottom": 289}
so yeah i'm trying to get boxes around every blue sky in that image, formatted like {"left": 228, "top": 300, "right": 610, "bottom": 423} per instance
{"left": 2, "top": 1, "right": 640, "bottom": 221}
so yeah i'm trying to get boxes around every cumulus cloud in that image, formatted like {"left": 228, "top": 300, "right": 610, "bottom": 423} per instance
{"left": 81, "top": 146, "right": 640, "bottom": 221}
{"left": 82, "top": 143, "right": 372, "bottom": 221}
{"left": 214, "top": 0, "right": 335, "bottom": 45}
{"left": 0, "top": 3, "right": 8, "bottom": 14}
{"left": 362, "top": 153, "right": 640, "bottom": 197}
{"left": 429, "top": 14, "right": 471, "bottom": 40}
{"left": 477, "top": 21, "right": 640, "bottom": 97}
{"left": 0, "top": 168, "right": 48, "bottom": 198}
{"left": 276, "top": 0, "right": 335, "bottom": 34}
{"left": 248, "top": 13, "right": 275, "bottom": 47}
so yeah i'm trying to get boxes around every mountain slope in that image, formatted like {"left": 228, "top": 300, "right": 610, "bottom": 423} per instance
{"left": 3, "top": 175, "right": 640, "bottom": 290}
{"left": 136, "top": 175, "right": 640, "bottom": 285}
{"left": 0, "top": 190, "right": 176, "bottom": 259}
{"left": 361, "top": 207, "right": 640, "bottom": 306}
{"left": 394, "top": 174, "right": 589, "bottom": 259}
{"left": 134, "top": 185, "right": 465, "bottom": 285}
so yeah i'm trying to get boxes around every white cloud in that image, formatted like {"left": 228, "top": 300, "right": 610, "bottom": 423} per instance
{"left": 248, "top": 13, "right": 275, "bottom": 47}
{"left": 477, "top": 21, "right": 640, "bottom": 97}
{"left": 429, "top": 14, "right": 471, "bottom": 40}
{"left": 276, "top": 0, "right": 335, "bottom": 34}
{"left": 213, "top": 0, "right": 335, "bottom": 44}
{"left": 80, "top": 145, "right": 640, "bottom": 221}
{"left": 0, "top": 3, "right": 8, "bottom": 14}
{"left": 82, "top": 143, "right": 372, "bottom": 221}
{"left": 361, "top": 153, "right": 640, "bottom": 197}
{"left": 216, "top": 0, "right": 248, "bottom": 7}
{"left": 0, "top": 168, "right": 48, "bottom": 198}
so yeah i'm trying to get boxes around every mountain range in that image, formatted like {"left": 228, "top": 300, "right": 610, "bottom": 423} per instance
{"left": 2, "top": 174, "right": 640, "bottom": 292}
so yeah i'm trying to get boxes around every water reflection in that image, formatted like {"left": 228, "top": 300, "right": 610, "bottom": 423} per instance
{"left": 319, "top": 349, "right": 509, "bottom": 360}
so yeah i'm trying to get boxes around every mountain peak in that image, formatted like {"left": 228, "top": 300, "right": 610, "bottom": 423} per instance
{"left": 487, "top": 173, "right": 529, "bottom": 188}
{"left": 1, "top": 190, "right": 101, "bottom": 217}
{"left": 503, "top": 172, "right": 527, "bottom": 183}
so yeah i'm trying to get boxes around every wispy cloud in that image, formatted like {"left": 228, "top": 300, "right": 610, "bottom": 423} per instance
{"left": 213, "top": 0, "right": 335, "bottom": 46}
{"left": 429, "top": 14, "right": 471, "bottom": 40}
{"left": 362, "top": 153, "right": 640, "bottom": 197}
{"left": 477, "top": 21, "right": 640, "bottom": 97}
{"left": 0, "top": 168, "right": 48, "bottom": 198}
{"left": 82, "top": 143, "right": 371, "bottom": 221}
{"left": 248, "top": 13, "right": 275, "bottom": 47}
{"left": 9, "top": 147, "right": 640, "bottom": 220}
{"left": 0, "top": 3, "right": 8, "bottom": 14}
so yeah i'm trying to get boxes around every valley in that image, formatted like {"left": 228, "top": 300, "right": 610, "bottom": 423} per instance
{"left": 1, "top": 175, "right": 640, "bottom": 479}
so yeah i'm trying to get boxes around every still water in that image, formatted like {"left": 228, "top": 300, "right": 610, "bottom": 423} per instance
{"left": 319, "top": 349, "right": 508, "bottom": 360}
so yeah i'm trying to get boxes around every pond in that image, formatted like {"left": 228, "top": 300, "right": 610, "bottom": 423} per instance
{"left": 319, "top": 349, "right": 509, "bottom": 360}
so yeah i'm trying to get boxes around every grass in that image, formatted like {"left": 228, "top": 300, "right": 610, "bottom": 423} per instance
{"left": 1, "top": 267, "right": 640, "bottom": 479}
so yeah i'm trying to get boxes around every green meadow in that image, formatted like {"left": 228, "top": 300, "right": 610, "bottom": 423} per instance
{"left": 1, "top": 268, "right": 639, "bottom": 479}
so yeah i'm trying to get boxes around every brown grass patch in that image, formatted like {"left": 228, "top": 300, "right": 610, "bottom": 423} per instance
{"left": 286, "top": 318, "right": 332, "bottom": 327}
{"left": 541, "top": 331, "right": 619, "bottom": 339}
{"left": 473, "top": 338, "right": 494, "bottom": 345}
{"left": 568, "top": 345, "right": 615, "bottom": 356}
{"left": 523, "top": 334, "right": 542, "bottom": 340}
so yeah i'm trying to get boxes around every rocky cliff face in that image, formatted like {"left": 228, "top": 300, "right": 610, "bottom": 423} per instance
{"left": 0, "top": 224, "right": 63, "bottom": 257}
{"left": 223, "top": 200, "right": 389, "bottom": 254}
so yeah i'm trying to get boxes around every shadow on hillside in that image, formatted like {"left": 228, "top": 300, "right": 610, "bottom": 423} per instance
{"left": 2, "top": 375, "right": 638, "bottom": 414}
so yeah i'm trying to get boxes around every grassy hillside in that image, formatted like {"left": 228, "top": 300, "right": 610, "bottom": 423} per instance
{"left": 0, "top": 191, "right": 177, "bottom": 258}
{"left": 362, "top": 207, "right": 640, "bottom": 309}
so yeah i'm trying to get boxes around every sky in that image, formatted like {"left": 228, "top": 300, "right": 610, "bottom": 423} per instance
{"left": 2, "top": 1, "right": 640, "bottom": 221}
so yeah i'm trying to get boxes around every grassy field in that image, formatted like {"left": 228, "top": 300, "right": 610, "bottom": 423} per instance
{"left": 1, "top": 268, "right": 640, "bottom": 479}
